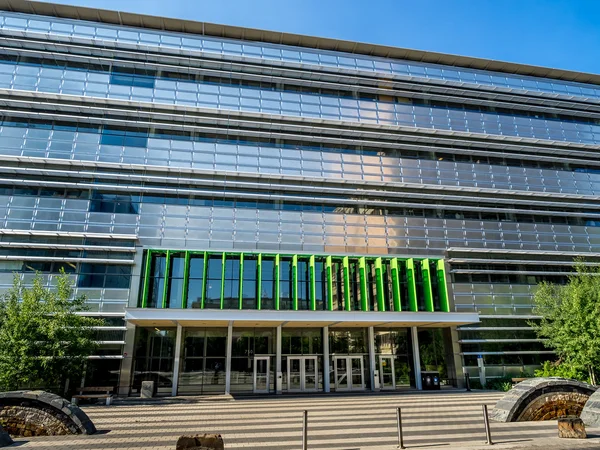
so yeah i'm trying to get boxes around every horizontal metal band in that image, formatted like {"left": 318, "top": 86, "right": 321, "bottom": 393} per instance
{"left": 0, "top": 255, "right": 134, "bottom": 264}
{"left": 0, "top": 228, "right": 137, "bottom": 240}
{"left": 0, "top": 242, "right": 136, "bottom": 252}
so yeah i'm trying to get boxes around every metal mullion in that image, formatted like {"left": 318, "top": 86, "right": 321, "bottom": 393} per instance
{"left": 326, "top": 255, "right": 333, "bottom": 311}
{"left": 375, "top": 257, "right": 385, "bottom": 312}
{"left": 437, "top": 259, "right": 450, "bottom": 312}
{"left": 182, "top": 251, "right": 190, "bottom": 309}
{"left": 292, "top": 254, "right": 298, "bottom": 311}
{"left": 238, "top": 253, "right": 244, "bottom": 310}
{"left": 390, "top": 258, "right": 401, "bottom": 312}
{"left": 257, "top": 253, "right": 262, "bottom": 310}
{"left": 201, "top": 251, "right": 208, "bottom": 309}
{"left": 406, "top": 258, "right": 418, "bottom": 312}
{"left": 220, "top": 252, "right": 226, "bottom": 310}
{"left": 274, "top": 254, "right": 280, "bottom": 310}
{"left": 161, "top": 250, "right": 171, "bottom": 309}
{"left": 359, "top": 257, "right": 368, "bottom": 312}
{"left": 342, "top": 256, "right": 350, "bottom": 311}
{"left": 309, "top": 255, "right": 316, "bottom": 311}
{"left": 141, "top": 249, "right": 153, "bottom": 308}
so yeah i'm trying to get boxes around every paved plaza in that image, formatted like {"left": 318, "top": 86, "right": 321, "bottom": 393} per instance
{"left": 9, "top": 391, "right": 600, "bottom": 450}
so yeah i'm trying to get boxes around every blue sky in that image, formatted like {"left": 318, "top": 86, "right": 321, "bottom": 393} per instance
{"left": 51, "top": 0, "right": 600, "bottom": 74}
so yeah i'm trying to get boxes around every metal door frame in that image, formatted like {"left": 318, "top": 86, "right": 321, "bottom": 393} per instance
{"left": 378, "top": 355, "right": 396, "bottom": 390}
{"left": 333, "top": 355, "right": 365, "bottom": 391}
{"left": 253, "top": 356, "right": 270, "bottom": 394}
{"left": 287, "top": 355, "right": 318, "bottom": 392}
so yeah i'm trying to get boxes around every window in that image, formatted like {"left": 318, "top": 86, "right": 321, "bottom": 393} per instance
{"left": 186, "top": 255, "right": 204, "bottom": 308}
{"left": 279, "top": 257, "right": 292, "bottom": 310}
{"left": 143, "top": 255, "right": 166, "bottom": 308}
{"left": 100, "top": 128, "right": 148, "bottom": 148}
{"left": 241, "top": 255, "right": 257, "bottom": 309}
{"left": 79, "top": 263, "right": 132, "bottom": 290}
{"left": 366, "top": 261, "right": 378, "bottom": 311}
{"left": 204, "top": 255, "right": 222, "bottom": 309}
{"left": 314, "top": 259, "right": 327, "bottom": 310}
{"left": 331, "top": 260, "right": 345, "bottom": 311}
{"left": 167, "top": 254, "right": 185, "bottom": 309}
{"left": 348, "top": 259, "right": 361, "bottom": 311}
{"left": 222, "top": 255, "right": 240, "bottom": 309}
{"left": 260, "top": 257, "right": 275, "bottom": 310}
{"left": 90, "top": 192, "right": 139, "bottom": 214}
{"left": 297, "top": 259, "right": 309, "bottom": 310}
{"left": 110, "top": 70, "right": 155, "bottom": 89}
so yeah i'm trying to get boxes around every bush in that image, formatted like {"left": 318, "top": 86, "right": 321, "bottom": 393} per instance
{"left": 486, "top": 377, "right": 514, "bottom": 392}
{"left": 534, "top": 360, "right": 590, "bottom": 383}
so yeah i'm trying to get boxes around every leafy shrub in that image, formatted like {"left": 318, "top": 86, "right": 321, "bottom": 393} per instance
{"left": 534, "top": 360, "right": 590, "bottom": 383}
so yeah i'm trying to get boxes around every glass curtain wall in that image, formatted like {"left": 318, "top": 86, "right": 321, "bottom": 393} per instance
{"left": 130, "top": 327, "right": 175, "bottom": 396}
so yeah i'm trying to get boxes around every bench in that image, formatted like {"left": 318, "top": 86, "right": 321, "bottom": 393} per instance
{"left": 71, "top": 386, "right": 114, "bottom": 406}
{"left": 511, "top": 377, "right": 528, "bottom": 384}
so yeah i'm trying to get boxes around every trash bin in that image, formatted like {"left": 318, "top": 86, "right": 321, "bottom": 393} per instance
{"left": 141, "top": 380, "right": 155, "bottom": 398}
{"left": 421, "top": 371, "right": 441, "bottom": 390}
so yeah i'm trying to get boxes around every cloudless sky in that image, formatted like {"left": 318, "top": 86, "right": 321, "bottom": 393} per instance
{"left": 50, "top": 0, "right": 600, "bottom": 75}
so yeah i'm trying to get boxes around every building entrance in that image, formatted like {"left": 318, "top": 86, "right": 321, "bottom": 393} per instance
{"left": 253, "top": 356, "right": 270, "bottom": 394}
{"left": 379, "top": 355, "right": 395, "bottom": 390}
{"left": 287, "top": 356, "right": 318, "bottom": 392}
{"left": 333, "top": 356, "right": 364, "bottom": 391}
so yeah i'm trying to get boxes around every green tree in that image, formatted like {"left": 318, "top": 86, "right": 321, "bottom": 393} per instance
{"left": 0, "top": 272, "right": 104, "bottom": 392}
{"left": 530, "top": 261, "right": 600, "bottom": 385}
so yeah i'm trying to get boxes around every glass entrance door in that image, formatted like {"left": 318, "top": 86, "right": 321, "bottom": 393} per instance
{"left": 253, "top": 356, "right": 270, "bottom": 394}
{"left": 379, "top": 355, "right": 395, "bottom": 390}
{"left": 287, "top": 356, "right": 318, "bottom": 392}
{"left": 334, "top": 356, "right": 364, "bottom": 391}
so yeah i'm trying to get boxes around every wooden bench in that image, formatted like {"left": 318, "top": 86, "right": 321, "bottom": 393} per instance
{"left": 511, "top": 377, "right": 528, "bottom": 384}
{"left": 71, "top": 386, "right": 114, "bottom": 406}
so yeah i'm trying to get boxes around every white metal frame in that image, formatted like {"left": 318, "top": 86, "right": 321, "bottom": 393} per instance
{"left": 333, "top": 355, "right": 364, "bottom": 391}
{"left": 253, "top": 355, "right": 270, "bottom": 394}
{"left": 286, "top": 355, "right": 318, "bottom": 392}
{"left": 378, "top": 355, "right": 396, "bottom": 390}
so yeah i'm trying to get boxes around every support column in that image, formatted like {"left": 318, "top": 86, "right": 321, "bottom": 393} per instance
{"left": 323, "top": 326, "right": 330, "bottom": 393}
{"left": 117, "top": 322, "right": 136, "bottom": 396}
{"left": 411, "top": 326, "right": 422, "bottom": 390}
{"left": 368, "top": 326, "right": 377, "bottom": 391}
{"left": 225, "top": 321, "right": 233, "bottom": 394}
{"left": 171, "top": 323, "right": 183, "bottom": 397}
{"left": 276, "top": 324, "right": 282, "bottom": 394}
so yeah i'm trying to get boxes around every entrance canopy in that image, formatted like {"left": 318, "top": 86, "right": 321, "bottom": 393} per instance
{"left": 125, "top": 308, "right": 479, "bottom": 328}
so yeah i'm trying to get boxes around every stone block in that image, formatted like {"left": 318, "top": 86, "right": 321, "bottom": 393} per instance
{"left": 0, "top": 424, "right": 13, "bottom": 447}
{"left": 140, "top": 381, "right": 154, "bottom": 399}
{"left": 581, "top": 391, "right": 600, "bottom": 427}
{"left": 558, "top": 417, "right": 586, "bottom": 439}
{"left": 176, "top": 433, "right": 224, "bottom": 449}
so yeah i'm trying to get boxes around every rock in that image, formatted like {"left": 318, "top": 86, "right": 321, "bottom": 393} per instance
{"left": 0, "top": 424, "right": 14, "bottom": 447}
{"left": 176, "top": 433, "right": 224, "bottom": 449}
{"left": 140, "top": 381, "right": 154, "bottom": 399}
{"left": 558, "top": 417, "right": 586, "bottom": 439}
{"left": 580, "top": 389, "right": 600, "bottom": 427}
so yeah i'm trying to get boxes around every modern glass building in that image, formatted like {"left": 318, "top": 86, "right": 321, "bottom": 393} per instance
{"left": 0, "top": 0, "right": 599, "bottom": 396}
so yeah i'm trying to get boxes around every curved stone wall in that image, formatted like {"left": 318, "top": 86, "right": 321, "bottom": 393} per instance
{"left": 490, "top": 377, "right": 597, "bottom": 422}
{"left": 0, "top": 390, "right": 96, "bottom": 437}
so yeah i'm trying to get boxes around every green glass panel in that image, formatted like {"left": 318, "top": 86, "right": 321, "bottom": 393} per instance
{"left": 406, "top": 258, "right": 418, "bottom": 312}
{"left": 421, "top": 258, "right": 434, "bottom": 312}
{"left": 390, "top": 258, "right": 401, "bottom": 312}
{"left": 437, "top": 259, "right": 450, "bottom": 312}
{"left": 359, "top": 257, "right": 368, "bottom": 312}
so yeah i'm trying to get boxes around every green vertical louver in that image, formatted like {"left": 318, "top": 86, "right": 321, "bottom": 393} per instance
{"left": 182, "top": 251, "right": 190, "bottom": 308}
{"left": 359, "top": 257, "right": 368, "bottom": 312}
{"left": 309, "top": 255, "right": 316, "bottom": 311}
{"left": 421, "top": 258, "right": 434, "bottom": 312}
{"left": 406, "top": 258, "right": 418, "bottom": 312}
{"left": 274, "top": 254, "right": 280, "bottom": 310}
{"left": 257, "top": 253, "right": 262, "bottom": 310}
{"left": 375, "top": 257, "right": 385, "bottom": 311}
{"left": 390, "top": 258, "right": 401, "bottom": 312}
{"left": 292, "top": 254, "right": 298, "bottom": 310}
{"left": 161, "top": 250, "right": 171, "bottom": 309}
{"left": 342, "top": 256, "right": 350, "bottom": 311}
{"left": 220, "top": 252, "right": 226, "bottom": 309}
{"left": 437, "top": 259, "right": 450, "bottom": 312}
{"left": 141, "top": 249, "right": 153, "bottom": 308}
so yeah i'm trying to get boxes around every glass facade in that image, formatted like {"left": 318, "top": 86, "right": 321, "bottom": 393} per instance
{"left": 1, "top": 2, "right": 596, "bottom": 393}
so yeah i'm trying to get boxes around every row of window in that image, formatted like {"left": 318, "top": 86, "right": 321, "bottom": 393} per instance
{"left": 142, "top": 251, "right": 448, "bottom": 313}
{"left": 452, "top": 273, "right": 570, "bottom": 285}
{"left": 2, "top": 117, "right": 599, "bottom": 173}
{"left": 2, "top": 186, "right": 600, "bottom": 228}
{"left": 3, "top": 12, "right": 599, "bottom": 99}
{"left": 2, "top": 58, "right": 600, "bottom": 145}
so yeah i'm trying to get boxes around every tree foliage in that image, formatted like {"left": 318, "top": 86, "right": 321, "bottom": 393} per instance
{"left": 0, "top": 272, "right": 104, "bottom": 392}
{"left": 530, "top": 261, "right": 600, "bottom": 385}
